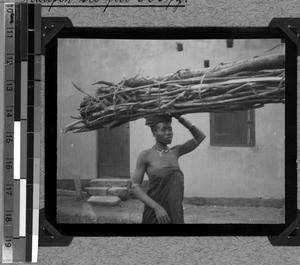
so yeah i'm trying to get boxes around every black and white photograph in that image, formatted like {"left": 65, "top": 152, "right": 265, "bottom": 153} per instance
{"left": 55, "top": 37, "right": 285, "bottom": 225}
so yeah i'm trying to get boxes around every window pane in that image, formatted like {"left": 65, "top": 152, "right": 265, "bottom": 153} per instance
{"left": 210, "top": 110, "right": 255, "bottom": 147}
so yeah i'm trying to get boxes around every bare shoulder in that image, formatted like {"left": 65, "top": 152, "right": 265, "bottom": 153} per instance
{"left": 137, "top": 148, "right": 152, "bottom": 163}
{"left": 170, "top": 144, "right": 181, "bottom": 151}
{"left": 170, "top": 145, "right": 181, "bottom": 151}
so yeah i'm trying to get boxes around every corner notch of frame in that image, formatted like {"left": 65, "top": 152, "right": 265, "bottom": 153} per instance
{"left": 268, "top": 209, "right": 300, "bottom": 246}
{"left": 269, "top": 18, "right": 300, "bottom": 56}
{"left": 39, "top": 208, "right": 73, "bottom": 247}
{"left": 41, "top": 17, "right": 73, "bottom": 55}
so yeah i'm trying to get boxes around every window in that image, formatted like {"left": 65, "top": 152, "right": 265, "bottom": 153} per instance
{"left": 176, "top": 42, "right": 183, "bottom": 52}
{"left": 226, "top": 39, "right": 234, "bottom": 48}
{"left": 210, "top": 110, "right": 255, "bottom": 147}
{"left": 204, "top": 60, "right": 210, "bottom": 68}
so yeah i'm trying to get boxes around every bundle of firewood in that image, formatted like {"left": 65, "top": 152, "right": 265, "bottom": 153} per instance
{"left": 65, "top": 54, "right": 285, "bottom": 133}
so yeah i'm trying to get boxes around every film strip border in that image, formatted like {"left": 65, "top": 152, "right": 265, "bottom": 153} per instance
{"left": 3, "top": 3, "right": 41, "bottom": 263}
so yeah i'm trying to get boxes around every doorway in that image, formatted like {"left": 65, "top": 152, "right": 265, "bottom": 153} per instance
{"left": 97, "top": 123, "right": 130, "bottom": 178}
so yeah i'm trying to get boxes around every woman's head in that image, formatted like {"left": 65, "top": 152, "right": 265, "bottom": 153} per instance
{"left": 145, "top": 115, "right": 173, "bottom": 144}
{"left": 151, "top": 121, "right": 173, "bottom": 144}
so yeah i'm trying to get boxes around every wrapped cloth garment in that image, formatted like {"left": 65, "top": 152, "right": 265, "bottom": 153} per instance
{"left": 145, "top": 114, "right": 172, "bottom": 128}
{"left": 142, "top": 166, "right": 184, "bottom": 224}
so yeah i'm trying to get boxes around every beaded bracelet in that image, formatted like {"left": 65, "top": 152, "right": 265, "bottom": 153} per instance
{"left": 193, "top": 138, "right": 200, "bottom": 146}
{"left": 178, "top": 117, "right": 195, "bottom": 130}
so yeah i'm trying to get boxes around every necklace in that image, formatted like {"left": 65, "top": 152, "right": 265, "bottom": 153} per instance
{"left": 152, "top": 146, "right": 170, "bottom": 158}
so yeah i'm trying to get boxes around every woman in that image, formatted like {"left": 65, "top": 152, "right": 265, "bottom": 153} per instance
{"left": 131, "top": 114, "right": 206, "bottom": 224}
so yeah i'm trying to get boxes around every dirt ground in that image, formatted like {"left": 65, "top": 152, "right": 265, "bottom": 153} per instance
{"left": 57, "top": 196, "right": 285, "bottom": 224}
